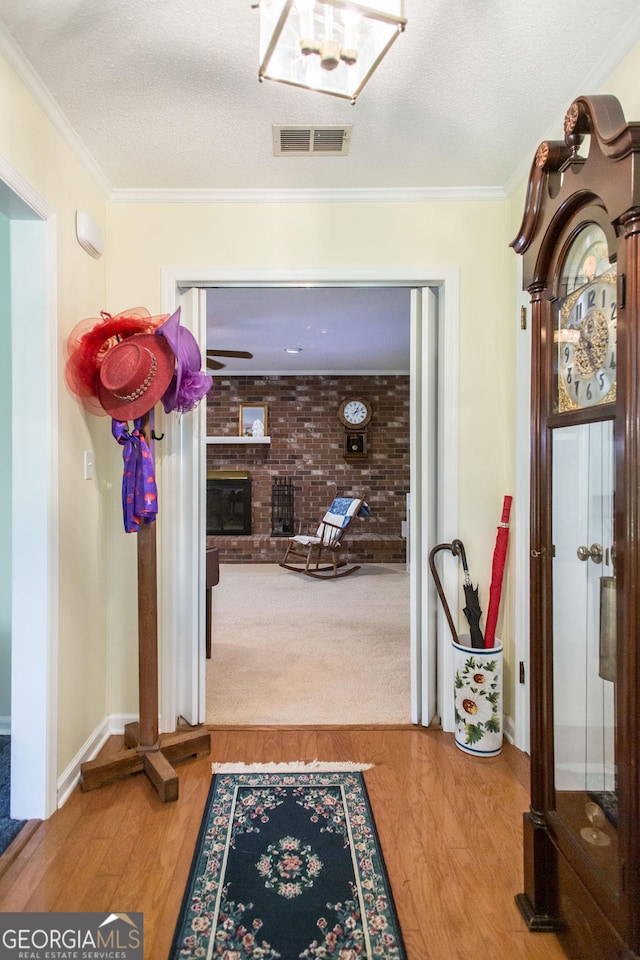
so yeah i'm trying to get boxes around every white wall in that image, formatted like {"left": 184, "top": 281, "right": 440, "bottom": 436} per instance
{"left": 0, "top": 210, "right": 10, "bottom": 729}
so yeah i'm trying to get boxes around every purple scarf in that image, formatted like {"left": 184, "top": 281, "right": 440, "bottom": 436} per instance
{"left": 112, "top": 418, "right": 158, "bottom": 532}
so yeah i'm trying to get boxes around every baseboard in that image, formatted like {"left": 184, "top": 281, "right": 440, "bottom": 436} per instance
{"left": 503, "top": 712, "right": 516, "bottom": 745}
{"left": 54, "top": 711, "right": 522, "bottom": 808}
{"left": 56, "top": 713, "right": 139, "bottom": 808}
{"left": 0, "top": 716, "right": 10, "bottom": 736}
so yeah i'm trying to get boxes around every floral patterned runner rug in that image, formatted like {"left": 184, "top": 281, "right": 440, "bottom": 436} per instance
{"left": 169, "top": 763, "right": 407, "bottom": 959}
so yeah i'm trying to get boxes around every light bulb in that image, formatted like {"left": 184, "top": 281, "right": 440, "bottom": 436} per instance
{"left": 320, "top": 39, "right": 341, "bottom": 70}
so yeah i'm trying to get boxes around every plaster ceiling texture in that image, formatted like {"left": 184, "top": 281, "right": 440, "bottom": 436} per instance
{"left": 1, "top": 0, "right": 640, "bottom": 372}
{"left": 2, "top": 0, "right": 639, "bottom": 193}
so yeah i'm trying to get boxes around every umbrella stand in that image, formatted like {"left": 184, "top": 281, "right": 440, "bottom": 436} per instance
{"left": 430, "top": 540, "right": 503, "bottom": 756}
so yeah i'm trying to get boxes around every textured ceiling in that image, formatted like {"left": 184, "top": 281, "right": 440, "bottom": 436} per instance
{"left": 1, "top": 0, "right": 640, "bottom": 193}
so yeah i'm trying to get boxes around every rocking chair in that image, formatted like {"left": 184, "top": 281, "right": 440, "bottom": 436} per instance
{"left": 279, "top": 496, "right": 370, "bottom": 580}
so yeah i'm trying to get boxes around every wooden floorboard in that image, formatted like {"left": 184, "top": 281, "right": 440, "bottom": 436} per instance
{"left": 0, "top": 727, "right": 568, "bottom": 960}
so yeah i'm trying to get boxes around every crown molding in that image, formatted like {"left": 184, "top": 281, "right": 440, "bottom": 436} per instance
{"left": 110, "top": 185, "right": 507, "bottom": 204}
{"left": 0, "top": 23, "right": 111, "bottom": 197}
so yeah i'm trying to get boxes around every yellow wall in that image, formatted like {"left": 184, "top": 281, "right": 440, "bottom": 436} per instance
{"left": 107, "top": 198, "right": 516, "bottom": 712}
{"left": 0, "top": 53, "right": 111, "bottom": 775}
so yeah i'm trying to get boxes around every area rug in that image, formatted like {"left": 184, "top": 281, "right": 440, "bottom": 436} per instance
{"left": 169, "top": 764, "right": 407, "bottom": 959}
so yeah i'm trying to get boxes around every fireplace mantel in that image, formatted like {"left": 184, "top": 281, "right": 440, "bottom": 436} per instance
{"left": 206, "top": 436, "right": 271, "bottom": 444}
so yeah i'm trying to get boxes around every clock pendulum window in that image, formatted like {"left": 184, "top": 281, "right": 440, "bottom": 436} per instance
{"left": 338, "top": 397, "right": 372, "bottom": 460}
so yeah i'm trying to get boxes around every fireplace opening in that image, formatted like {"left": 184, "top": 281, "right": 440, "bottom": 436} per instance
{"left": 207, "top": 474, "right": 251, "bottom": 535}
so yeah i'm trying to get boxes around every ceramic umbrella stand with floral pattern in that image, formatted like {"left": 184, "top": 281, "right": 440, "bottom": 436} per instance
{"left": 453, "top": 633, "right": 503, "bottom": 757}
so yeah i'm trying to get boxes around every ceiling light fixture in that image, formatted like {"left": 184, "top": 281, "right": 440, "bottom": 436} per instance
{"left": 258, "top": 1, "right": 406, "bottom": 104}
{"left": 284, "top": 347, "right": 303, "bottom": 353}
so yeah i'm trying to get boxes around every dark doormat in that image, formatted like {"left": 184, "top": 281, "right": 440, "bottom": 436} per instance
{"left": 169, "top": 765, "right": 407, "bottom": 959}
{"left": 0, "top": 735, "right": 27, "bottom": 857}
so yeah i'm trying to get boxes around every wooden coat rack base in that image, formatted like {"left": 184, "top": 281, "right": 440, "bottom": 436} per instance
{"left": 80, "top": 722, "right": 211, "bottom": 802}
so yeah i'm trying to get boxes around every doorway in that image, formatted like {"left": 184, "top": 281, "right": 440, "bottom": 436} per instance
{"left": 159, "top": 267, "right": 460, "bottom": 734}
{"left": 202, "top": 283, "right": 412, "bottom": 725}
{"left": 0, "top": 166, "right": 57, "bottom": 820}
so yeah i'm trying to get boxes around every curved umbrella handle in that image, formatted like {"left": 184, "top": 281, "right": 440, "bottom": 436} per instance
{"left": 451, "top": 538, "right": 471, "bottom": 585}
{"left": 428, "top": 542, "right": 459, "bottom": 644}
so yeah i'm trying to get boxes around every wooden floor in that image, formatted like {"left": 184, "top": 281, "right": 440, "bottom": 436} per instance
{"left": 0, "top": 727, "right": 569, "bottom": 960}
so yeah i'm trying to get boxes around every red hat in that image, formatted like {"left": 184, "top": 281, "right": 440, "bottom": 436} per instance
{"left": 65, "top": 308, "right": 169, "bottom": 415}
{"left": 97, "top": 334, "right": 175, "bottom": 420}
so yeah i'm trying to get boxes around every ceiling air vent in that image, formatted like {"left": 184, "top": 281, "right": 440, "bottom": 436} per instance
{"left": 273, "top": 125, "right": 352, "bottom": 157}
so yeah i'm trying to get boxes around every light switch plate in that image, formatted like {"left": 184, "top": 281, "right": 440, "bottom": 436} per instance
{"left": 83, "top": 450, "right": 94, "bottom": 480}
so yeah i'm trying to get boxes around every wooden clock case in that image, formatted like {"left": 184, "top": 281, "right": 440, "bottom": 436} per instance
{"left": 512, "top": 95, "right": 640, "bottom": 960}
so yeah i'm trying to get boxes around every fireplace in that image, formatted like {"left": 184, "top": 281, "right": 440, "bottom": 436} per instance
{"left": 207, "top": 474, "right": 252, "bottom": 536}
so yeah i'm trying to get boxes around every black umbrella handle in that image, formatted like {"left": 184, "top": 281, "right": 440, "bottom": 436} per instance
{"left": 428, "top": 542, "right": 459, "bottom": 645}
{"left": 451, "top": 538, "right": 472, "bottom": 586}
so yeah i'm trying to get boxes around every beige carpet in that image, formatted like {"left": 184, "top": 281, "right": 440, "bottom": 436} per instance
{"left": 206, "top": 562, "right": 411, "bottom": 725}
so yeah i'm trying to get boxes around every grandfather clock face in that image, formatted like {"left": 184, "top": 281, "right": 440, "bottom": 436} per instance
{"left": 556, "top": 224, "right": 617, "bottom": 413}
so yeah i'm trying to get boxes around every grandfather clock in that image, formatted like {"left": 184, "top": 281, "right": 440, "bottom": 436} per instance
{"left": 512, "top": 95, "right": 640, "bottom": 959}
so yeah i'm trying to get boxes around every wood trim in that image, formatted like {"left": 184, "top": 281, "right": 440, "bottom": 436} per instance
{"left": 617, "top": 210, "right": 640, "bottom": 948}
{"left": 161, "top": 267, "right": 460, "bottom": 737}
{"left": 516, "top": 95, "right": 640, "bottom": 956}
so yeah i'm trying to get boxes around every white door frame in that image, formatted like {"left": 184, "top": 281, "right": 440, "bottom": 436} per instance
{"left": 410, "top": 287, "right": 439, "bottom": 725}
{"left": 160, "top": 266, "right": 459, "bottom": 732}
{"left": 514, "top": 260, "right": 531, "bottom": 752}
{"left": 0, "top": 155, "right": 58, "bottom": 819}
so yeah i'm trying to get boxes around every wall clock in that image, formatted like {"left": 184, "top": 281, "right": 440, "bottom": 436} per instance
{"left": 512, "top": 94, "right": 640, "bottom": 960}
{"left": 338, "top": 397, "right": 372, "bottom": 428}
{"left": 338, "top": 397, "right": 372, "bottom": 459}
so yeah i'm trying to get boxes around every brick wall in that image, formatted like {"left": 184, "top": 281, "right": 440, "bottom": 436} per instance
{"left": 205, "top": 375, "right": 409, "bottom": 563}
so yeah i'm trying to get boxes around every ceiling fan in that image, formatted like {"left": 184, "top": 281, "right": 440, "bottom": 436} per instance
{"left": 206, "top": 349, "right": 254, "bottom": 370}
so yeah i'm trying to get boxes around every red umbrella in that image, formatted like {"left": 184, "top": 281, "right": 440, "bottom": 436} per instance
{"left": 484, "top": 495, "right": 513, "bottom": 649}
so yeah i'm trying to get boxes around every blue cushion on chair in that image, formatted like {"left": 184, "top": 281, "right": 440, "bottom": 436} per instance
{"left": 316, "top": 498, "right": 370, "bottom": 540}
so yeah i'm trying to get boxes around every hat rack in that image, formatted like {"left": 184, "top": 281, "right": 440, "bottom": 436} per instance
{"left": 79, "top": 412, "right": 211, "bottom": 801}
{"left": 65, "top": 306, "right": 213, "bottom": 800}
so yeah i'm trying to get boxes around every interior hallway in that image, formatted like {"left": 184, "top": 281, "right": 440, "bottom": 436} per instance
{"left": 0, "top": 727, "right": 567, "bottom": 960}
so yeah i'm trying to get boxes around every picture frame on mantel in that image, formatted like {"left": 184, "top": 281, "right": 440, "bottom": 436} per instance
{"left": 239, "top": 404, "right": 268, "bottom": 438}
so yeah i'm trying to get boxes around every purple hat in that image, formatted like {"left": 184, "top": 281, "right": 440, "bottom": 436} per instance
{"left": 155, "top": 307, "right": 213, "bottom": 414}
